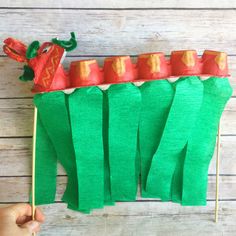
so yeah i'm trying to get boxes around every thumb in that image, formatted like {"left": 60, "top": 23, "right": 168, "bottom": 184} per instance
{"left": 20, "top": 220, "right": 41, "bottom": 234}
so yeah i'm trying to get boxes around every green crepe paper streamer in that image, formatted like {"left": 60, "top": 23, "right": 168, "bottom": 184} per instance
{"left": 68, "top": 87, "right": 104, "bottom": 211}
{"left": 139, "top": 80, "right": 174, "bottom": 198}
{"left": 171, "top": 146, "right": 186, "bottom": 203}
{"left": 30, "top": 113, "right": 57, "bottom": 205}
{"left": 34, "top": 92, "right": 79, "bottom": 210}
{"left": 179, "top": 77, "right": 233, "bottom": 206}
{"left": 145, "top": 76, "right": 203, "bottom": 201}
{"left": 107, "top": 83, "right": 141, "bottom": 201}
{"left": 103, "top": 90, "right": 115, "bottom": 206}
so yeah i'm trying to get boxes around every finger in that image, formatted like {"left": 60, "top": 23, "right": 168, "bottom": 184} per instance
{"left": 5, "top": 204, "right": 32, "bottom": 221}
{"left": 15, "top": 206, "right": 45, "bottom": 225}
{"left": 19, "top": 227, "right": 36, "bottom": 236}
{"left": 35, "top": 207, "right": 45, "bottom": 223}
{"left": 20, "top": 220, "right": 41, "bottom": 234}
{"left": 20, "top": 225, "right": 41, "bottom": 236}
{"left": 16, "top": 215, "right": 32, "bottom": 225}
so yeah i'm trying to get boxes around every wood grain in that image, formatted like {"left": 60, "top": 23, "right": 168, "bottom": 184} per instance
{"left": 0, "top": 136, "right": 236, "bottom": 176}
{"left": 0, "top": 97, "right": 235, "bottom": 137}
{"left": 2, "top": 0, "right": 236, "bottom": 9}
{"left": 0, "top": 175, "right": 235, "bottom": 202}
{"left": 0, "top": 2, "right": 236, "bottom": 235}
{"left": 40, "top": 201, "right": 236, "bottom": 236}
{"left": 1, "top": 9, "right": 236, "bottom": 56}
{"left": 0, "top": 201, "right": 236, "bottom": 236}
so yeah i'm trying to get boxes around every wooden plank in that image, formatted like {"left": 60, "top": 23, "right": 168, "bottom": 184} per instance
{"left": 2, "top": 0, "right": 236, "bottom": 9}
{"left": 0, "top": 99, "right": 33, "bottom": 137}
{"left": 40, "top": 201, "right": 236, "bottom": 236}
{"left": 0, "top": 201, "right": 235, "bottom": 235}
{"left": 47, "top": 201, "right": 236, "bottom": 236}
{"left": 1, "top": 10, "right": 236, "bottom": 56}
{"left": 0, "top": 97, "right": 235, "bottom": 137}
{"left": 0, "top": 5, "right": 234, "bottom": 236}
{"left": 0, "top": 136, "right": 235, "bottom": 176}
{"left": 0, "top": 201, "right": 235, "bottom": 236}
{"left": 1, "top": 56, "right": 236, "bottom": 99}
{"left": 0, "top": 175, "right": 235, "bottom": 202}
{"left": 0, "top": 138, "right": 65, "bottom": 176}
{"left": 0, "top": 58, "right": 33, "bottom": 98}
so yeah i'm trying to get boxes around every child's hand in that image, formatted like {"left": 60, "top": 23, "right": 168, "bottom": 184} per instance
{"left": 0, "top": 203, "right": 45, "bottom": 236}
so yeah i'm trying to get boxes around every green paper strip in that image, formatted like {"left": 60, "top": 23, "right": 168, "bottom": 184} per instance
{"left": 30, "top": 112, "right": 57, "bottom": 205}
{"left": 103, "top": 90, "right": 114, "bottom": 206}
{"left": 69, "top": 87, "right": 104, "bottom": 211}
{"left": 34, "top": 92, "right": 79, "bottom": 210}
{"left": 139, "top": 80, "right": 174, "bottom": 198}
{"left": 146, "top": 76, "right": 203, "bottom": 200}
{"left": 107, "top": 83, "right": 141, "bottom": 201}
{"left": 171, "top": 145, "right": 186, "bottom": 203}
{"left": 180, "top": 77, "right": 232, "bottom": 205}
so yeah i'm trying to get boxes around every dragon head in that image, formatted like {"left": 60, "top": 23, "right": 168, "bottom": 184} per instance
{"left": 3, "top": 32, "right": 77, "bottom": 92}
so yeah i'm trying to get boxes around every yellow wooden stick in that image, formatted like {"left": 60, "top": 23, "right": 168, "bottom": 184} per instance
{"left": 32, "top": 107, "right": 38, "bottom": 235}
{"left": 215, "top": 120, "right": 221, "bottom": 223}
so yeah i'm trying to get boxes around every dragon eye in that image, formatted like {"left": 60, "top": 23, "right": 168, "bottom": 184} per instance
{"left": 42, "top": 45, "right": 51, "bottom": 53}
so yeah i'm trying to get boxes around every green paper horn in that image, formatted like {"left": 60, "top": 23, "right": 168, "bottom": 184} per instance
{"left": 26, "top": 41, "right": 40, "bottom": 59}
{"left": 52, "top": 32, "right": 77, "bottom": 52}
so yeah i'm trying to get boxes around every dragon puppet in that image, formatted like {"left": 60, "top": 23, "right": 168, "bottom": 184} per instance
{"left": 3, "top": 32, "right": 229, "bottom": 92}
{"left": 2, "top": 33, "right": 233, "bottom": 214}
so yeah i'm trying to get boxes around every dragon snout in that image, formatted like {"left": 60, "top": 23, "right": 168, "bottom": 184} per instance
{"left": 3, "top": 38, "right": 28, "bottom": 62}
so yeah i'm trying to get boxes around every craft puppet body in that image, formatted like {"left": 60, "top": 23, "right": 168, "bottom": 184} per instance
{"left": 3, "top": 33, "right": 233, "bottom": 213}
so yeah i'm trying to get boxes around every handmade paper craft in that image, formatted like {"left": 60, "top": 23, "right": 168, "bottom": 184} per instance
{"left": 102, "top": 90, "right": 114, "bottom": 206}
{"left": 3, "top": 33, "right": 232, "bottom": 215}
{"left": 107, "top": 83, "right": 141, "bottom": 201}
{"left": 139, "top": 79, "right": 174, "bottom": 198}
{"left": 34, "top": 92, "right": 79, "bottom": 210}
{"left": 145, "top": 76, "right": 204, "bottom": 200}
{"left": 180, "top": 77, "right": 232, "bottom": 205}
{"left": 34, "top": 114, "right": 57, "bottom": 205}
{"left": 69, "top": 87, "right": 104, "bottom": 212}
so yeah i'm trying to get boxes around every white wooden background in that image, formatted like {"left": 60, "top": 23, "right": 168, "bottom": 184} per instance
{"left": 0, "top": 1, "right": 236, "bottom": 235}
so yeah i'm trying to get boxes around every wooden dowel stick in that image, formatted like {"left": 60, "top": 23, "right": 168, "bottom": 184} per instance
{"left": 32, "top": 107, "right": 38, "bottom": 235}
{"left": 215, "top": 120, "right": 221, "bottom": 223}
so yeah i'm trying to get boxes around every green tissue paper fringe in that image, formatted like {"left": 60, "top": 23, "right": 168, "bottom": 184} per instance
{"left": 69, "top": 87, "right": 104, "bottom": 212}
{"left": 32, "top": 77, "right": 232, "bottom": 213}
{"left": 145, "top": 76, "right": 203, "bottom": 201}
{"left": 34, "top": 92, "right": 79, "bottom": 210}
{"left": 29, "top": 113, "right": 57, "bottom": 205}
{"left": 139, "top": 80, "right": 174, "bottom": 198}
{"left": 107, "top": 83, "right": 141, "bottom": 201}
{"left": 181, "top": 77, "right": 232, "bottom": 205}
{"left": 103, "top": 90, "right": 114, "bottom": 206}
